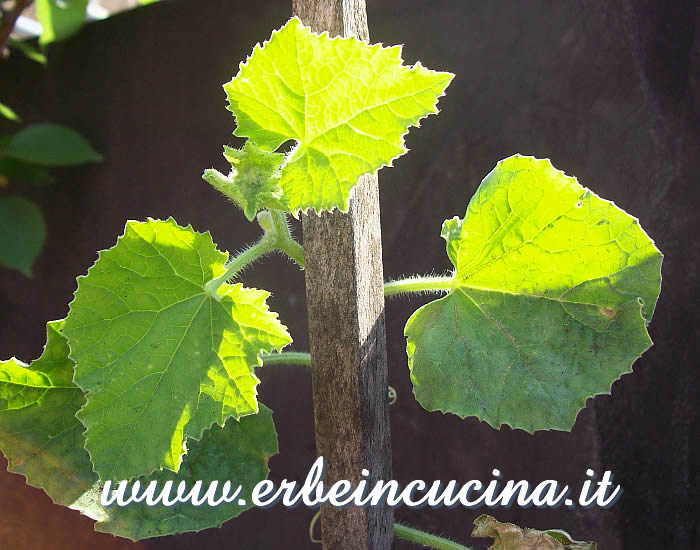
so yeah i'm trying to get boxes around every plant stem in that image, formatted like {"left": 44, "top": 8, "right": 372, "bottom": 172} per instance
{"left": 384, "top": 276, "right": 455, "bottom": 297}
{"left": 394, "top": 523, "right": 474, "bottom": 550}
{"left": 269, "top": 210, "right": 305, "bottom": 268}
{"left": 260, "top": 351, "right": 311, "bottom": 366}
{"left": 204, "top": 237, "right": 275, "bottom": 296}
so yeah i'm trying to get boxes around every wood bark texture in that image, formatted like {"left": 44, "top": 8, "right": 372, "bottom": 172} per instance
{"left": 292, "top": 1, "right": 393, "bottom": 549}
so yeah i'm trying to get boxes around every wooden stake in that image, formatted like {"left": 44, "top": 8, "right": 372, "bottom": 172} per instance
{"left": 292, "top": 1, "right": 393, "bottom": 549}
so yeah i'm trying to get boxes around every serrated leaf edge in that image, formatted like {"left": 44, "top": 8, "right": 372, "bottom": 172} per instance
{"left": 406, "top": 291, "right": 653, "bottom": 433}
{"left": 224, "top": 16, "right": 454, "bottom": 215}
{"left": 63, "top": 217, "right": 290, "bottom": 479}
{"left": 405, "top": 154, "right": 663, "bottom": 433}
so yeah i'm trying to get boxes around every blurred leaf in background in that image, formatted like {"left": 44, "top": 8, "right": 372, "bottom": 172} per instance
{"left": 8, "top": 38, "right": 47, "bottom": 64}
{"left": 0, "top": 197, "right": 47, "bottom": 276}
{"left": 35, "top": 0, "right": 88, "bottom": 45}
{"left": 2, "top": 123, "right": 102, "bottom": 166}
{"left": 0, "top": 103, "right": 20, "bottom": 123}
{"left": 0, "top": 124, "right": 102, "bottom": 276}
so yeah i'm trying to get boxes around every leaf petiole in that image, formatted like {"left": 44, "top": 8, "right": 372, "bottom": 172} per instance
{"left": 205, "top": 209, "right": 305, "bottom": 297}
{"left": 384, "top": 276, "right": 455, "bottom": 297}
{"left": 204, "top": 237, "right": 276, "bottom": 297}
{"left": 260, "top": 351, "right": 311, "bottom": 366}
{"left": 394, "top": 523, "right": 474, "bottom": 550}
{"left": 266, "top": 210, "right": 305, "bottom": 268}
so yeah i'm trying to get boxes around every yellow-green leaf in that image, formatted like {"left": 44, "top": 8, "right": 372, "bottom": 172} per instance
{"left": 406, "top": 155, "right": 662, "bottom": 432}
{"left": 224, "top": 17, "right": 453, "bottom": 213}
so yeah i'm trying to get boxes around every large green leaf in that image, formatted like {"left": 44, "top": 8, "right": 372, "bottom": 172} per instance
{"left": 0, "top": 321, "right": 279, "bottom": 540}
{"left": 224, "top": 17, "right": 453, "bottom": 213}
{"left": 3, "top": 123, "right": 102, "bottom": 166}
{"left": 0, "top": 197, "right": 46, "bottom": 276}
{"left": 406, "top": 155, "right": 662, "bottom": 432}
{"left": 35, "top": 0, "right": 88, "bottom": 45}
{"left": 63, "top": 218, "right": 291, "bottom": 480}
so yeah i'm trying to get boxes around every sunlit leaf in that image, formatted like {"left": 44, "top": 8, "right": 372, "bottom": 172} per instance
{"left": 406, "top": 155, "right": 662, "bottom": 432}
{"left": 0, "top": 321, "right": 73, "bottom": 411}
{"left": 224, "top": 16, "right": 453, "bottom": 213}
{"left": 63, "top": 218, "right": 291, "bottom": 480}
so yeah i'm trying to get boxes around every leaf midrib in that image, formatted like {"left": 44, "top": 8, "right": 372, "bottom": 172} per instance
{"left": 98, "top": 294, "right": 208, "bottom": 479}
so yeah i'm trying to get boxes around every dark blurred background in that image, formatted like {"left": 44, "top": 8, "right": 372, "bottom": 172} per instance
{"left": 0, "top": 0, "right": 697, "bottom": 548}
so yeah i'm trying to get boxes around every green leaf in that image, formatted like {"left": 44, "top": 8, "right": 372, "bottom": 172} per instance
{"left": 203, "top": 141, "right": 288, "bottom": 221}
{"left": 0, "top": 197, "right": 47, "bottom": 276}
{"left": 63, "top": 218, "right": 291, "bottom": 480}
{"left": 406, "top": 155, "right": 662, "bottom": 432}
{"left": 0, "top": 321, "right": 92, "bottom": 505}
{"left": 0, "top": 102, "right": 20, "bottom": 122}
{"left": 0, "top": 321, "right": 279, "bottom": 540}
{"left": 472, "top": 515, "right": 596, "bottom": 550}
{"left": 90, "top": 406, "right": 278, "bottom": 540}
{"left": 35, "top": 0, "right": 88, "bottom": 45}
{"left": 0, "top": 321, "right": 74, "bottom": 411}
{"left": 3, "top": 124, "right": 102, "bottom": 166}
{"left": 0, "top": 157, "right": 54, "bottom": 184}
{"left": 224, "top": 17, "right": 453, "bottom": 213}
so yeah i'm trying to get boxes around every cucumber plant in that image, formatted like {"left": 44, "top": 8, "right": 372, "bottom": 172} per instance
{"left": 0, "top": 17, "right": 662, "bottom": 548}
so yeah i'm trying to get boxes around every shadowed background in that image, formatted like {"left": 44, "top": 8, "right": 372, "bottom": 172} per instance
{"left": 0, "top": 0, "right": 697, "bottom": 548}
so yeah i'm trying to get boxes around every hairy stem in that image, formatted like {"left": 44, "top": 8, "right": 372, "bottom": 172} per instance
{"left": 268, "top": 210, "right": 305, "bottom": 268}
{"left": 384, "top": 276, "right": 455, "bottom": 297}
{"left": 394, "top": 524, "right": 474, "bottom": 550}
{"left": 204, "top": 237, "right": 275, "bottom": 296}
{"left": 260, "top": 351, "right": 311, "bottom": 366}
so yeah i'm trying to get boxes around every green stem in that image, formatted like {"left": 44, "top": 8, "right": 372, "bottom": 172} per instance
{"left": 204, "top": 236, "right": 275, "bottom": 296}
{"left": 260, "top": 351, "right": 311, "bottom": 366}
{"left": 384, "top": 276, "right": 455, "bottom": 297}
{"left": 394, "top": 524, "right": 474, "bottom": 550}
{"left": 269, "top": 210, "right": 305, "bottom": 268}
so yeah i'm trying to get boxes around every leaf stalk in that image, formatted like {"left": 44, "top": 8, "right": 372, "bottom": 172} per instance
{"left": 260, "top": 351, "right": 311, "bottom": 366}
{"left": 204, "top": 237, "right": 276, "bottom": 297}
{"left": 384, "top": 276, "right": 455, "bottom": 297}
{"left": 394, "top": 523, "right": 474, "bottom": 550}
{"left": 267, "top": 209, "right": 305, "bottom": 268}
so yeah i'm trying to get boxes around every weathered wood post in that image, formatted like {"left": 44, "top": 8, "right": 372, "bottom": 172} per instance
{"left": 292, "top": 1, "right": 394, "bottom": 549}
